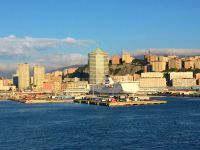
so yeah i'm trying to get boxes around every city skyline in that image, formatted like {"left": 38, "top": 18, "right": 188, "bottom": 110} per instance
{"left": 1, "top": 0, "right": 200, "bottom": 75}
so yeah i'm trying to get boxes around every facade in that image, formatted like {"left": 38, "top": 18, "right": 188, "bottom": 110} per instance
{"left": 169, "top": 72, "right": 193, "bottom": 80}
{"left": 172, "top": 78, "right": 196, "bottom": 87}
{"left": 122, "top": 52, "right": 133, "bottom": 64}
{"left": 52, "top": 71, "right": 63, "bottom": 77}
{"left": 63, "top": 77, "right": 80, "bottom": 82}
{"left": 150, "top": 61, "right": 166, "bottom": 72}
{"left": 0, "top": 79, "right": 16, "bottom": 91}
{"left": 143, "top": 64, "right": 152, "bottom": 72}
{"left": 111, "top": 55, "right": 120, "bottom": 65}
{"left": 158, "top": 56, "right": 168, "bottom": 62}
{"left": 195, "top": 73, "right": 200, "bottom": 80}
{"left": 42, "top": 81, "right": 61, "bottom": 92}
{"left": 18, "top": 63, "right": 30, "bottom": 90}
{"left": 139, "top": 78, "right": 166, "bottom": 88}
{"left": 42, "top": 82, "right": 54, "bottom": 92}
{"left": 110, "top": 74, "right": 134, "bottom": 82}
{"left": 88, "top": 48, "right": 109, "bottom": 84}
{"left": 168, "top": 58, "right": 182, "bottom": 69}
{"left": 33, "top": 65, "right": 45, "bottom": 90}
{"left": 63, "top": 67, "right": 78, "bottom": 76}
{"left": 194, "top": 59, "right": 200, "bottom": 69}
{"left": 61, "top": 81, "right": 88, "bottom": 90}
{"left": 141, "top": 72, "right": 164, "bottom": 78}
{"left": 144, "top": 54, "right": 158, "bottom": 62}
{"left": 184, "top": 60, "right": 194, "bottom": 69}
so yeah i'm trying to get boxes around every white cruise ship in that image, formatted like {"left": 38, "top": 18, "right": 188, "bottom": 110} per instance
{"left": 90, "top": 76, "right": 140, "bottom": 95}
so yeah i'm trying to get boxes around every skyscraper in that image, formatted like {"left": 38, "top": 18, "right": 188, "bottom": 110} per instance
{"left": 88, "top": 48, "right": 109, "bottom": 84}
{"left": 18, "top": 63, "right": 30, "bottom": 90}
{"left": 33, "top": 65, "right": 45, "bottom": 90}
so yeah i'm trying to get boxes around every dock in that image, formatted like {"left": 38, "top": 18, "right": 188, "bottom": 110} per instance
{"left": 74, "top": 99, "right": 167, "bottom": 107}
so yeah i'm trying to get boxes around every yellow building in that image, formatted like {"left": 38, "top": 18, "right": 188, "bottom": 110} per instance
{"left": 172, "top": 78, "right": 196, "bottom": 87}
{"left": 169, "top": 72, "right": 193, "bottom": 80}
{"left": 144, "top": 54, "right": 158, "bottom": 62}
{"left": 18, "top": 63, "right": 30, "bottom": 90}
{"left": 88, "top": 48, "right": 109, "bottom": 84}
{"left": 158, "top": 56, "right": 168, "bottom": 62}
{"left": 33, "top": 65, "right": 45, "bottom": 90}
{"left": 150, "top": 61, "right": 166, "bottom": 72}
{"left": 139, "top": 78, "right": 166, "bottom": 88}
{"left": 194, "top": 59, "right": 200, "bottom": 69}
{"left": 122, "top": 52, "right": 133, "bottom": 63}
{"left": 52, "top": 71, "right": 63, "bottom": 77}
{"left": 141, "top": 72, "right": 164, "bottom": 78}
{"left": 184, "top": 60, "right": 194, "bottom": 69}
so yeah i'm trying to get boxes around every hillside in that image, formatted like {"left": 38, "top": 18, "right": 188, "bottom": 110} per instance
{"left": 65, "top": 62, "right": 144, "bottom": 80}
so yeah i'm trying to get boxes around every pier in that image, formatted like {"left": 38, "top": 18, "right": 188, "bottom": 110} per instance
{"left": 74, "top": 99, "right": 167, "bottom": 107}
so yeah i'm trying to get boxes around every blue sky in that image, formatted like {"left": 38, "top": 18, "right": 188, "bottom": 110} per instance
{"left": 0, "top": 0, "right": 200, "bottom": 74}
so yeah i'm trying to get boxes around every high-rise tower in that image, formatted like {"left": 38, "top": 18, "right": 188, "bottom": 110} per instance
{"left": 88, "top": 48, "right": 109, "bottom": 84}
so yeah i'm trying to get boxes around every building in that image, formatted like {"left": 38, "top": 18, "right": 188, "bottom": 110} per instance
{"left": 122, "top": 51, "right": 133, "bottom": 63}
{"left": 63, "top": 77, "right": 80, "bottom": 82}
{"left": 110, "top": 74, "right": 134, "bottom": 82}
{"left": 168, "top": 58, "right": 182, "bottom": 70}
{"left": 111, "top": 55, "right": 120, "bottom": 65}
{"left": 0, "top": 79, "right": 16, "bottom": 91}
{"left": 184, "top": 60, "right": 194, "bottom": 69}
{"left": 144, "top": 54, "right": 158, "bottom": 62}
{"left": 172, "top": 78, "right": 196, "bottom": 87}
{"left": 195, "top": 73, "right": 200, "bottom": 80}
{"left": 169, "top": 72, "right": 193, "bottom": 80}
{"left": 33, "top": 65, "right": 45, "bottom": 90}
{"left": 18, "top": 63, "right": 30, "bottom": 90}
{"left": 88, "top": 48, "right": 109, "bottom": 84}
{"left": 158, "top": 56, "right": 168, "bottom": 62}
{"left": 63, "top": 67, "right": 78, "bottom": 76}
{"left": 194, "top": 59, "right": 200, "bottom": 69}
{"left": 139, "top": 78, "right": 166, "bottom": 88}
{"left": 167, "top": 55, "right": 177, "bottom": 60}
{"left": 52, "top": 71, "right": 63, "bottom": 77}
{"left": 141, "top": 72, "right": 164, "bottom": 78}
{"left": 42, "top": 82, "right": 54, "bottom": 92}
{"left": 12, "top": 74, "right": 18, "bottom": 88}
{"left": 150, "top": 61, "right": 166, "bottom": 72}
{"left": 143, "top": 64, "right": 152, "bottom": 72}
{"left": 62, "top": 81, "right": 88, "bottom": 90}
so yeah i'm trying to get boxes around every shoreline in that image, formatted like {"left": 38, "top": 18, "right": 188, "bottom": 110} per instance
{"left": 8, "top": 99, "right": 73, "bottom": 104}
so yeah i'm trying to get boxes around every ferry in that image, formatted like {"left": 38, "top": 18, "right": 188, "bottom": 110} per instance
{"left": 90, "top": 76, "right": 140, "bottom": 95}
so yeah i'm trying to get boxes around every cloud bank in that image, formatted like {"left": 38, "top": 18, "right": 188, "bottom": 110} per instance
{"left": 0, "top": 35, "right": 95, "bottom": 77}
{"left": 0, "top": 35, "right": 95, "bottom": 56}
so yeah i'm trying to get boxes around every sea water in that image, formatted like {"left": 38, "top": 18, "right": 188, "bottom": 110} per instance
{"left": 0, "top": 97, "right": 200, "bottom": 150}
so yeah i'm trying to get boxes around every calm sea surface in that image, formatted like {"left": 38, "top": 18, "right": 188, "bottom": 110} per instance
{"left": 0, "top": 97, "right": 200, "bottom": 150}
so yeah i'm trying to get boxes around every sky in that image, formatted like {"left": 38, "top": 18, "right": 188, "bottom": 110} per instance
{"left": 0, "top": 0, "right": 200, "bottom": 76}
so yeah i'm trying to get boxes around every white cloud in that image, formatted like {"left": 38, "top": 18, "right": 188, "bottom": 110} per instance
{"left": 0, "top": 35, "right": 96, "bottom": 77}
{"left": 0, "top": 35, "right": 96, "bottom": 55}
{"left": 35, "top": 53, "right": 87, "bottom": 71}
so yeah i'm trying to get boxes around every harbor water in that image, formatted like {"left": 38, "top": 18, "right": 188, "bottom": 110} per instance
{"left": 0, "top": 97, "right": 200, "bottom": 150}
